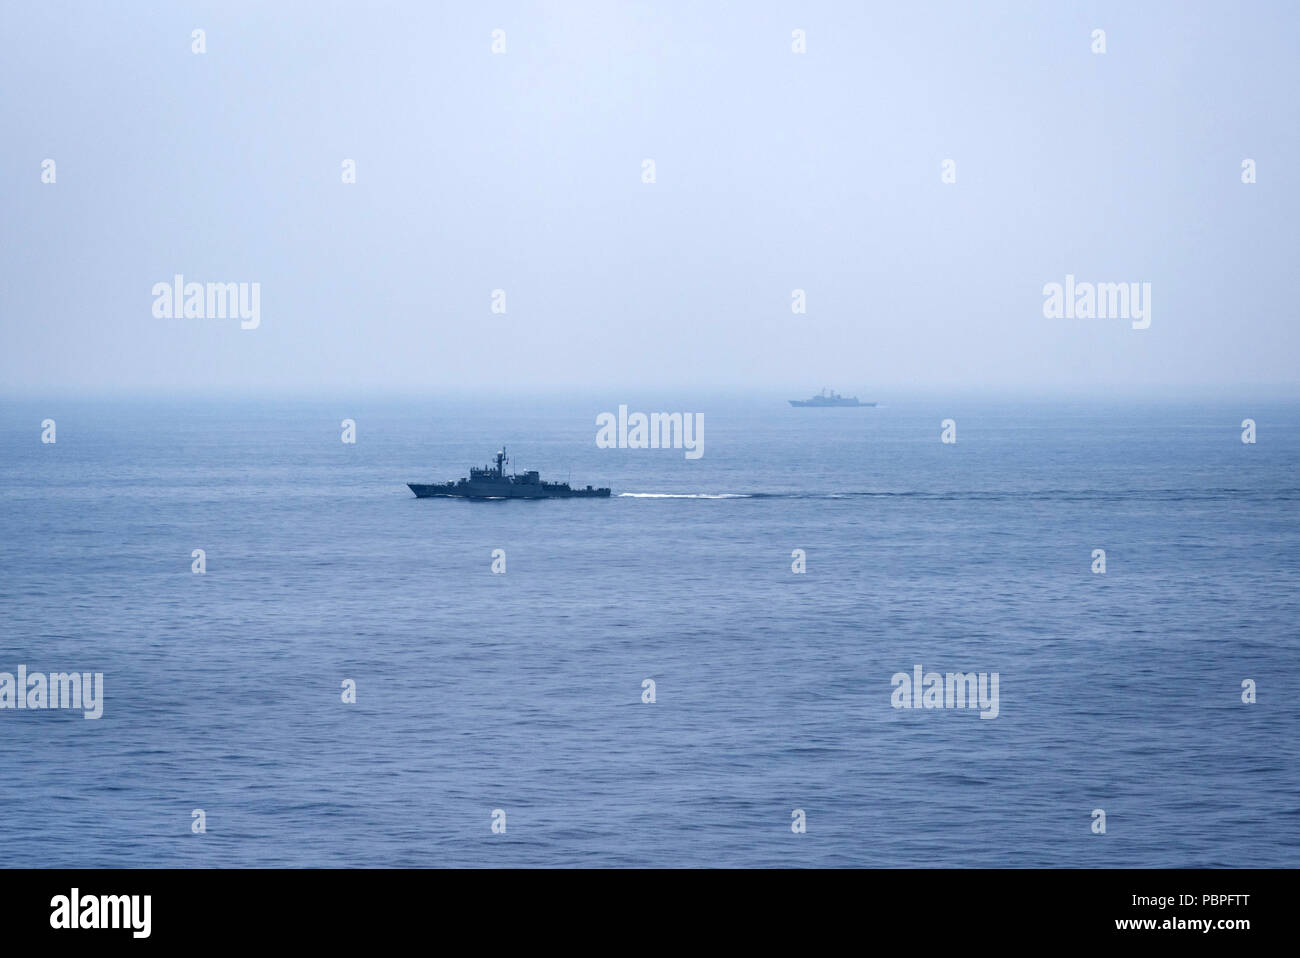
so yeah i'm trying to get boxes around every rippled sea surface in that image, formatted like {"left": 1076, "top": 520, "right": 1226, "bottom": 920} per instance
{"left": 1, "top": 396, "right": 1297, "bottom": 867}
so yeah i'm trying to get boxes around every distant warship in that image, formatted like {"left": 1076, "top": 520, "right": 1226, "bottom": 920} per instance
{"left": 788, "top": 388, "right": 876, "bottom": 407}
{"left": 408, "top": 448, "right": 610, "bottom": 499}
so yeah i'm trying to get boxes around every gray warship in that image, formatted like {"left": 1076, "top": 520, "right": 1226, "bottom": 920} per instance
{"left": 789, "top": 388, "right": 876, "bottom": 407}
{"left": 408, "top": 447, "right": 610, "bottom": 499}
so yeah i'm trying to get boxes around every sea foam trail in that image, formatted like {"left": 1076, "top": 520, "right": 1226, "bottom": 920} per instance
{"left": 616, "top": 488, "right": 1299, "bottom": 502}
{"left": 618, "top": 492, "right": 752, "bottom": 499}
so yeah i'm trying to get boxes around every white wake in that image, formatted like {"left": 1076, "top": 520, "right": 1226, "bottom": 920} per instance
{"left": 618, "top": 492, "right": 752, "bottom": 499}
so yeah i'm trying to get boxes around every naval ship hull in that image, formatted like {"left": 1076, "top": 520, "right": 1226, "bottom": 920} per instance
{"left": 789, "top": 399, "right": 877, "bottom": 407}
{"left": 408, "top": 481, "right": 610, "bottom": 499}
{"left": 409, "top": 447, "right": 610, "bottom": 499}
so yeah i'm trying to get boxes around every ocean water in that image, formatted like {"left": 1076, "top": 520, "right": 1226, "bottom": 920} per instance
{"left": 1, "top": 396, "right": 1297, "bottom": 867}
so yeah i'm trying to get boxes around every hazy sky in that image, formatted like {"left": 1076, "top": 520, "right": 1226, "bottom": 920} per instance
{"left": 2, "top": 1, "right": 1297, "bottom": 395}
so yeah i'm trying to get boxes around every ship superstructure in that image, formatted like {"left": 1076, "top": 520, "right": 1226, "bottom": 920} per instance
{"left": 789, "top": 388, "right": 876, "bottom": 407}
